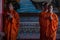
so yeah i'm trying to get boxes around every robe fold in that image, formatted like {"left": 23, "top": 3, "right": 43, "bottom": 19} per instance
{"left": 39, "top": 12, "right": 58, "bottom": 40}
{"left": 3, "top": 10, "right": 19, "bottom": 40}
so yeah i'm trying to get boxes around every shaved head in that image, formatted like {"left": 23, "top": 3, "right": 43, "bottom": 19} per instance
{"left": 48, "top": 4, "right": 53, "bottom": 13}
{"left": 42, "top": 2, "right": 49, "bottom": 11}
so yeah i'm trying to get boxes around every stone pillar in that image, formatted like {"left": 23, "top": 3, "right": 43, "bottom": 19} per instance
{"left": 0, "top": 0, "right": 2, "bottom": 32}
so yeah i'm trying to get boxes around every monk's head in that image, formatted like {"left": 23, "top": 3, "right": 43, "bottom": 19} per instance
{"left": 48, "top": 4, "right": 53, "bottom": 13}
{"left": 42, "top": 2, "right": 49, "bottom": 11}
{"left": 6, "top": 2, "right": 14, "bottom": 12}
{"left": 9, "top": 3, "right": 14, "bottom": 11}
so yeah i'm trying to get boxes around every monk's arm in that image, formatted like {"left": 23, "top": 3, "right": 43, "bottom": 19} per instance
{"left": 52, "top": 14, "right": 58, "bottom": 32}
{"left": 16, "top": 12, "right": 20, "bottom": 27}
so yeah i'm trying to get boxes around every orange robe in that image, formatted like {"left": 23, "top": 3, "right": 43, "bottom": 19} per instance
{"left": 3, "top": 10, "right": 19, "bottom": 40}
{"left": 39, "top": 12, "right": 58, "bottom": 40}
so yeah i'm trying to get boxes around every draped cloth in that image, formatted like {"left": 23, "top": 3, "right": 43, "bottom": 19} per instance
{"left": 3, "top": 10, "right": 19, "bottom": 40}
{"left": 39, "top": 12, "right": 58, "bottom": 40}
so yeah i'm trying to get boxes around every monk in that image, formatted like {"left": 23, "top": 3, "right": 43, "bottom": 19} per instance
{"left": 39, "top": 2, "right": 49, "bottom": 40}
{"left": 39, "top": 3, "right": 58, "bottom": 40}
{"left": 46, "top": 4, "right": 58, "bottom": 40}
{"left": 3, "top": 3, "right": 19, "bottom": 40}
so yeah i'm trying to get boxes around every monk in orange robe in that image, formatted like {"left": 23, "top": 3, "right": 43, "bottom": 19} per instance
{"left": 46, "top": 4, "right": 58, "bottom": 40}
{"left": 3, "top": 3, "right": 19, "bottom": 40}
{"left": 39, "top": 3, "right": 58, "bottom": 40}
{"left": 39, "top": 2, "right": 49, "bottom": 40}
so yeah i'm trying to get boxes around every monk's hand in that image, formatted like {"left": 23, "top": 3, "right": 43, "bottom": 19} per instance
{"left": 7, "top": 13, "right": 13, "bottom": 22}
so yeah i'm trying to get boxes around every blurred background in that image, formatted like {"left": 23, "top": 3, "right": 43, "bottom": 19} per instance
{"left": 4, "top": 0, "right": 60, "bottom": 40}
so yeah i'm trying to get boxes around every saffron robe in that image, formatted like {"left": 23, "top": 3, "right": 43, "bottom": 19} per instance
{"left": 39, "top": 12, "right": 58, "bottom": 40}
{"left": 3, "top": 10, "right": 19, "bottom": 40}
